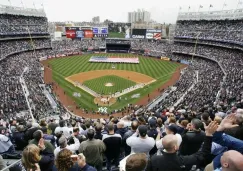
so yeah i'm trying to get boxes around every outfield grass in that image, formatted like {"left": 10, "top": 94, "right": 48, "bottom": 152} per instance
{"left": 83, "top": 75, "right": 136, "bottom": 95}
{"left": 108, "top": 32, "right": 125, "bottom": 38}
{"left": 48, "top": 54, "right": 181, "bottom": 112}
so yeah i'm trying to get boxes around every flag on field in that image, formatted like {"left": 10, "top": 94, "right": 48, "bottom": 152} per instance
{"left": 199, "top": 5, "right": 203, "bottom": 8}
{"left": 188, "top": 6, "right": 191, "bottom": 9}
{"left": 210, "top": 4, "right": 213, "bottom": 7}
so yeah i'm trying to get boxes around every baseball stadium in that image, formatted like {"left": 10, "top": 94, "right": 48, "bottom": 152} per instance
{"left": 0, "top": 0, "right": 243, "bottom": 171}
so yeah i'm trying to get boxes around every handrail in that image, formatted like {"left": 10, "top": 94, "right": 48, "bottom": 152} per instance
{"left": 1, "top": 159, "right": 21, "bottom": 171}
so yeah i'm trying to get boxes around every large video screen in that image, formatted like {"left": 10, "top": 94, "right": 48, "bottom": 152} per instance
{"left": 108, "top": 23, "right": 131, "bottom": 38}
{"left": 132, "top": 29, "right": 146, "bottom": 39}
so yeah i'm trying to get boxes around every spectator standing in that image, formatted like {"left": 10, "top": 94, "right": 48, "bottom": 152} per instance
{"left": 79, "top": 129, "right": 106, "bottom": 171}
{"left": 54, "top": 120, "right": 70, "bottom": 139}
{"left": 146, "top": 121, "right": 218, "bottom": 171}
{"left": 102, "top": 123, "right": 122, "bottom": 171}
{"left": 179, "top": 118, "right": 206, "bottom": 155}
{"left": 123, "top": 121, "right": 138, "bottom": 156}
{"left": 48, "top": 118, "right": 58, "bottom": 135}
{"left": 54, "top": 135, "right": 80, "bottom": 157}
{"left": 126, "top": 125, "right": 155, "bottom": 156}
{"left": 29, "top": 130, "right": 54, "bottom": 153}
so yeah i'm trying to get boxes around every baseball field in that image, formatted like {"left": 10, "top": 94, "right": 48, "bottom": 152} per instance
{"left": 45, "top": 53, "right": 182, "bottom": 112}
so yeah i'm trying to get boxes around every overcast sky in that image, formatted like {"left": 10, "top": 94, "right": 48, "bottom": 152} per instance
{"left": 1, "top": 0, "right": 241, "bottom": 23}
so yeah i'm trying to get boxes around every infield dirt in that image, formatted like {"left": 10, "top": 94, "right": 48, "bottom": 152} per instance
{"left": 66, "top": 70, "right": 155, "bottom": 84}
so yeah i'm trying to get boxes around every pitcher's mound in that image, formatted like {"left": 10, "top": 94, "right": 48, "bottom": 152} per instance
{"left": 105, "top": 83, "right": 114, "bottom": 87}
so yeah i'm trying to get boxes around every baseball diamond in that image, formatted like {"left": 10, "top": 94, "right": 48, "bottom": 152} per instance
{"left": 43, "top": 53, "right": 182, "bottom": 113}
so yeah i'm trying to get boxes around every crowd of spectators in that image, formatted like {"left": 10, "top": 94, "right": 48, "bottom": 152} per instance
{"left": 0, "top": 14, "right": 48, "bottom": 36}
{"left": 0, "top": 39, "right": 51, "bottom": 60}
{"left": 1, "top": 105, "right": 243, "bottom": 171}
{"left": 173, "top": 42, "right": 243, "bottom": 105}
{"left": 175, "top": 20, "right": 243, "bottom": 44}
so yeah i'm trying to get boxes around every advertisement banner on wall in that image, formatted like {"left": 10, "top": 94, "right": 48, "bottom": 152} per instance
{"left": 153, "top": 32, "right": 162, "bottom": 40}
{"left": 66, "top": 30, "right": 76, "bottom": 39}
{"left": 76, "top": 30, "right": 84, "bottom": 38}
{"left": 132, "top": 29, "right": 146, "bottom": 39}
{"left": 84, "top": 30, "right": 93, "bottom": 38}
{"left": 146, "top": 33, "right": 153, "bottom": 39}
{"left": 146, "top": 29, "right": 162, "bottom": 40}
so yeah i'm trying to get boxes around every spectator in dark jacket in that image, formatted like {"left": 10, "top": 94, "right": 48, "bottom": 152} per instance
{"left": 116, "top": 122, "right": 128, "bottom": 138}
{"left": 12, "top": 125, "right": 28, "bottom": 150}
{"left": 102, "top": 123, "right": 122, "bottom": 171}
{"left": 42, "top": 127, "right": 56, "bottom": 147}
{"left": 94, "top": 124, "right": 103, "bottom": 140}
{"left": 77, "top": 153, "right": 97, "bottom": 171}
{"left": 146, "top": 121, "right": 218, "bottom": 171}
{"left": 179, "top": 118, "right": 206, "bottom": 155}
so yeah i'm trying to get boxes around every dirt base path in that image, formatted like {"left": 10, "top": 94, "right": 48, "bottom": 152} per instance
{"left": 42, "top": 58, "right": 186, "bottom": 119}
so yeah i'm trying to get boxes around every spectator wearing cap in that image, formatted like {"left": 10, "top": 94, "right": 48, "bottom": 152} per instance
{"left": 126, "top": 125, "right": 155, "bottom": 157}
{"left": 147, "top": 118, "right": 158, "bottom": 139}
{"left": 156, "top": 124, "right": 182, "bottom": 152}
{"left": 79, "top": 129, "right": 106, "bottom": 171}
{"left": 147, "top": 118, "right": 158, "bottom": 156}
{"left": 123, "top": 121, "right": 139, "bottom": 156}
{"left": 102, "top": 123, "right": 122, "bottom": 171}
{"left": 179, "top": 118, "right": 206, "bottom": 155}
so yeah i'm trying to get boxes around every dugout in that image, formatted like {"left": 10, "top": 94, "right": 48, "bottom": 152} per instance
{"left": 106, "top": 38, "right": 131, "bottom": 53}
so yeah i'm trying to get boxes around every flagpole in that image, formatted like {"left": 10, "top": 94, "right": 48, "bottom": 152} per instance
{"left": 188, "top": 6, "right": 190, "bottom": 12}
{"left": 20, "top": 0, "right": 24, "bottom": 8}
{"left": 198, "top": 5, "right": 202, "bottom": 12}
{"left": 222, "top": 0, "right": 226, "bottom": 10}
{"left": 8, "top": 0, "right": 12, "bottom": 6}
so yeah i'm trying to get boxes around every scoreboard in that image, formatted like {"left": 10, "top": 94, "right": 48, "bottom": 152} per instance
{"left": 93, "top": 27, "right": 108, "bottom": 38}
{"left": 65, "top": 27, "right": 108, "bottom": 39}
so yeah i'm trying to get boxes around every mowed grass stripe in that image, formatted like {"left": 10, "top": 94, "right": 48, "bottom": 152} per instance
{"left": 83, "top": 75, "right": 136, "bottom": 95}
